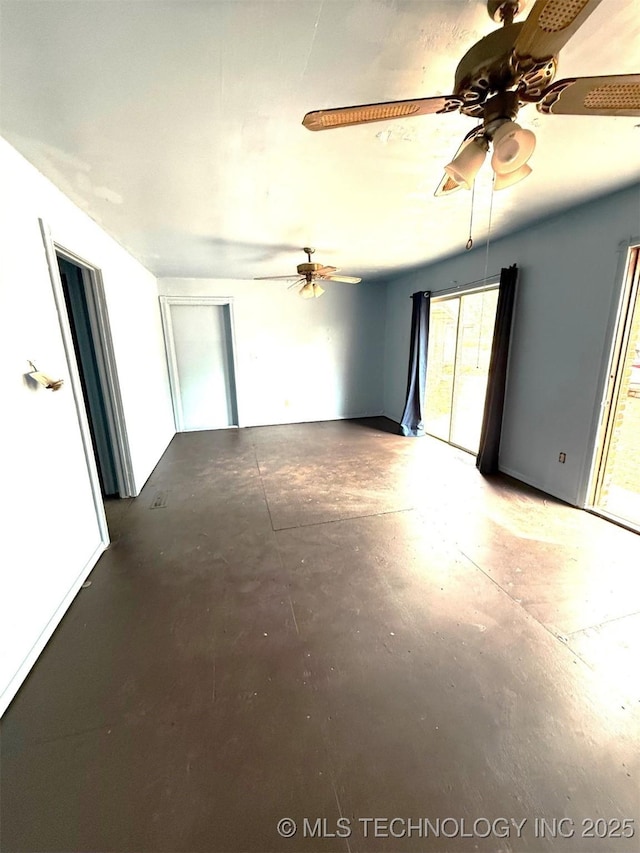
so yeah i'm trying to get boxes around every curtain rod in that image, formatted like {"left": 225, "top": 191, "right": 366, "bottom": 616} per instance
{"left": 409, "top": 274, "right": 499, "bottom": 298}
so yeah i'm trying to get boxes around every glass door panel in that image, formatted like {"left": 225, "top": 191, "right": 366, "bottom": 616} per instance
{"left": 425, "top": 287, "right": 498, "bottom": 454}
{"left": 450, "top": 289, "right": 499, "bottom": 452}
{"left": 425, "top": 299, "right": 459, "bottom": 441}
{"left": 592, "top": 249, "right": 640, "bottom": 528}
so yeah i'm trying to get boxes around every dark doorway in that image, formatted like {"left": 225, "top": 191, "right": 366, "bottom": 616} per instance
{"left": 57, "top": 257, "right": 119, "bottom": 496}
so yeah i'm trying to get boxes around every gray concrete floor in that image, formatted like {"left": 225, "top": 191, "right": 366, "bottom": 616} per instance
{"left": 1, "top": 418, "right": 639, "bottom": 852}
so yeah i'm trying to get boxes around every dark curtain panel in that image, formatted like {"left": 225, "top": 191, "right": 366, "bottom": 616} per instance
{"left": 400, "top": 290, "right": 431, "bottom": 437}
{"left": 476, "top": 264, "right": 519, "bottom": 474}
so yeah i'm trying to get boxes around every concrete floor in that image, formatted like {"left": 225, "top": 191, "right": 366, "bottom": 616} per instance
{"left": 1, "top": 418, "right": 639, "bottom": 852}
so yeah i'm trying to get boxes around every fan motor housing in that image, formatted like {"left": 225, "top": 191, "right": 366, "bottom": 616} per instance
{"left": 297, "top": 262, "right": 323, "bottom": 274}
{"left": 454, "top": 22, "right": 557, "bottom": 117}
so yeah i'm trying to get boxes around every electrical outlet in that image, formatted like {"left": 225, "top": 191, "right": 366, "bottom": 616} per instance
{"left": 558, "top": 452, "right": 566, "bottom": 463}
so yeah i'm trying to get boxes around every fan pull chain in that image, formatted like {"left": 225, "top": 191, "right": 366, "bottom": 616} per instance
{"left": 465, "top": 179, "right": 476, "bottom": 251}
{"left": 475, "top": 174, "right": 495, "bottom": 368}
{"left": 476, "top": 291, "right": 486, "bottom": 368}
{"left": 482, "top": 172, "right": 495, "bottom": 284}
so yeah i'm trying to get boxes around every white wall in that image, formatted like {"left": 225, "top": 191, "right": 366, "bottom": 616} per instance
{"left": 158, "top": 277, "right": 386, "bottom": 426}
{"left": 383, "top": 184, "right": 640, "bottom": 507}
{"left": 0, "top": 138, "right": 174, "bottom": 715}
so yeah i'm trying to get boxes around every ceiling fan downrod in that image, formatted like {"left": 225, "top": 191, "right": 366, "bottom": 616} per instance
{"left": 482, "top": 90, "right": 520, "bottom": 138}
{"left": 487, "top": 0, "right": 523, "bottom": 25}
{"left": 298, "top": 247, "right": 322, "bottom": 281}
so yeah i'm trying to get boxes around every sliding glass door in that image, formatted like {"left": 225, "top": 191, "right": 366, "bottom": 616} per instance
{"left": 425, "top": 287, "right": 498, "bottom": 454}
{"left": 590, "top": 247, "right": 640, "bottom": 529}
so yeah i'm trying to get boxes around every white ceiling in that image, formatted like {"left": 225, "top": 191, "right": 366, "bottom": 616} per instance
{"left": 1, "top": 0, "right": 639, "bottom": 281}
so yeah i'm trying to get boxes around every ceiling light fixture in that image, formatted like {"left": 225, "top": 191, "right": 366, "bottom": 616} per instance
{"left": 444, "top": 137, "right": 489, "bottom": 189}
{"left": 300, "top": 282, "right": 315, "bottom": 298}
{"left": 313, "top": 283, "right": 325, "bottom": 298}
{"left": 493, "top": 162, "right": 533, "bottom": 190}
{"left": 490, "top": 120, "right": 536, "bottom": 174}
{"left": 434, "top": 171, "right": 464, "bottom": 197}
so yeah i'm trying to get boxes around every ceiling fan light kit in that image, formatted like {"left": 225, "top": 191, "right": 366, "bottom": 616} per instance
{"left": 493, "top": 162, "right": 533, "bottom": 189}
{"left": 445, "top": 137, "right": 489, "bottom": 189}
{"left": 301, "top": 0, "right": 640, "bottom": 194}
{"left": 490, "top": 120, "right": 536, "bottom": 173}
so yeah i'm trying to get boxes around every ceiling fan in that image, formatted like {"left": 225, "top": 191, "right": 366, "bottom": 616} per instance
{"left": 302, "top": 0, "right": 640, "bottom": 194}
{"left": 254, "top": 248, "right": 361, "bottom": 298}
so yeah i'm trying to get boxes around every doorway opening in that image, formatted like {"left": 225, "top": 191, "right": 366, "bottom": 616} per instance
{"left": 590, "top": 246, "right": 640, "bottom": 531}
{"left": 57, "top": 256, "right": 121, "bottom": 496}
{"left": 40, "top": 219, "right": 134, "bottom": 504}
{"left": 425, "top": 285, "right": 499, "bottom": 454}
{"left": 160, "top": 296, "right": 240, "bottom": 432}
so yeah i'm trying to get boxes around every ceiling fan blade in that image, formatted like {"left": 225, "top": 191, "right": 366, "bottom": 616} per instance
{"left": 323, "top": 275, "right": 362, "bottom": 284}
{"left": 288, "top": 278, "right": 305, "bottom": 289}
{"left": 314, "top": 265, "right": 338, "bottom": 275}
{"left": 254, "top": 274, "right": 300, "bottom": 280}
{"left": 302, "top": 95, "right": 461, "bottom": 131}
{"left": 537, "top": 73, "right": 640, "bottom": 115}
{"left": 514, "top": 0, "right": 605, "bottom": 61}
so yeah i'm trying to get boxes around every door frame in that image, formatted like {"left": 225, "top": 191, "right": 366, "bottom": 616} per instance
{"left": 39, "top": 220, "right": 136, "bottom": 508}
{"left": 159, "top": 295, "right": 241, "bottom": 431}
{"left": 586, "top": 241, "right": 640, "bottom": 528}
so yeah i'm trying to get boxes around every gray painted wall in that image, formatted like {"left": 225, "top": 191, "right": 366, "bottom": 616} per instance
{"left": 382, "top": 184, "right": 640, "bottom": 506}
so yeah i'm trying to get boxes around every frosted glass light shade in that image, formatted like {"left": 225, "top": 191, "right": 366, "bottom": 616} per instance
{"left": 494, "top": 163, "right": 532, "bottom": 190}
{"left": 434, "top": 170, "right": 463, "bottom": 197}
{"left": 313, "top": 283, "right": 325, "bottom": 298}
{"left": 300, "top": 282, "right": 315, "bottom": 298}
{"left": 491, "top": 121, "right": 536, "bottom": 174}
{"left": 444, "top": 138, "right": 487, "bottom": 189}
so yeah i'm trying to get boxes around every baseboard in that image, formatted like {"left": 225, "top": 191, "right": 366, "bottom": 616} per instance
{"left": 497, "top": 464, "right": 547, "bottom": 492}
{"left": 380, "top": 414, "right": 401, "bottom": 428}
{"left": 0, "top": 540, "right": 107, "bottom": 717}
{"left": 498, "top": 465, "right": 578, "bottom": 507}
{"left": 236, "top": 411, "right": 386, "bottom": 429}
{"left": 347, "top": 410, "right": 386, "bottom": 421}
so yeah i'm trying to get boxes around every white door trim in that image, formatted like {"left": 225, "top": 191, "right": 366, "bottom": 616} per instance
{"left": 159, "top": 295, "right": 241, "bottom": 431}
